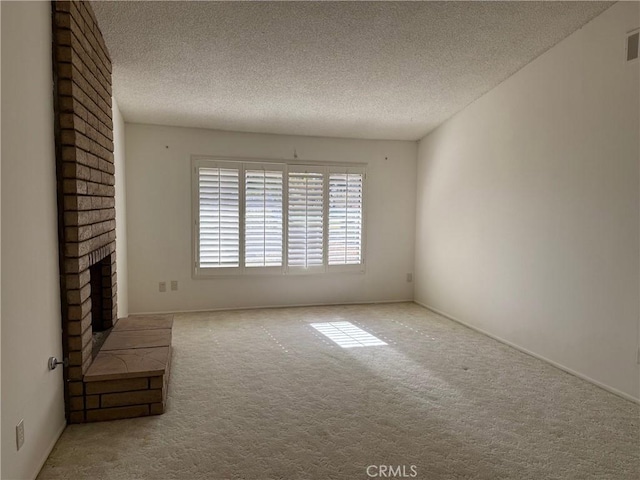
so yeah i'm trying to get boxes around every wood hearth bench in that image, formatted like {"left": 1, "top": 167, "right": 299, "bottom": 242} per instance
{"left": 72, "top": 315, "right": 173, "bottom": 423}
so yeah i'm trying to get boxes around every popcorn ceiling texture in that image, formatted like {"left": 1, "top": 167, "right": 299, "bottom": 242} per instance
{"left": 91, "top": 1, "right": 613, "bottom": 141}
{"left": 38, "top": 303, "right": 639, "bottom": 479}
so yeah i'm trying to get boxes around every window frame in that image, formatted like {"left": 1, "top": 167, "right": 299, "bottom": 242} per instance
{"left": 193, "top": 158, "right": 243, "bottom": 277}
{"left": 286, "top": 164, "right": 327, "bottom": 275}
{"left": 192, "top": 156, "right": 367, "bottom": 278}
{"left": 326, "top": 165, "right": 366, "bottom": 274}
{"left": 244, "top": 162, "right": 286, "bottom": 275}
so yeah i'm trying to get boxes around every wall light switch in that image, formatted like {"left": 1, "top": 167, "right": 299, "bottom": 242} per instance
{"left": 171, "top": 280, "right": 178, "bottom": 291}
{"left": 406, "top": 273, "right": 413, "bottom": 283}
{"left": 159, "top": 282, "right": 166, "bottom": 292}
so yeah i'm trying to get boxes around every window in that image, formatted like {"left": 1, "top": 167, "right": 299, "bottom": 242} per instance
{"left": 245, "top": 165, "right": 284, "bottom": 271}
{"left": 193, "top": 158, "right": 365, "bottom": 276}
{"left": 287, "top": 167, "right": 324, "bottom": 272}
{"left": 328, "top": 169, "right": 363, "bottom": 266}
{"left": 197, "top": 164, "right": 240, "bottom": 269}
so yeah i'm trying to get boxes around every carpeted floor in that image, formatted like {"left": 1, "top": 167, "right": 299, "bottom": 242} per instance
{"left": 38, "top": 303, "right": 639, "bottom": 479}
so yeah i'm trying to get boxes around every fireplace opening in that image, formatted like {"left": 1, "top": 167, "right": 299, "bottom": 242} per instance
{"left": 90, "top": 257, "right": 114, "bottom": 357}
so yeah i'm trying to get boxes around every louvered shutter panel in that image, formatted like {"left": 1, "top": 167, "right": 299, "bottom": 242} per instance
{"left": 245, "top": 166, "right": 284, "bottom": 268}
{"left": 198, "top": 166, "right": 240, "bottom": 268}
{"left": 328, "top": 169, "right": 364, "bottom": 265}
{"left": 288, "top": 168, "right": 325, "bottom": 270}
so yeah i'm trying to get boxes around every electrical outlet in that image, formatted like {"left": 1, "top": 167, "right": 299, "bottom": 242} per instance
{"left": 406, "top": 273, "right": 413, "bottom": 283}
{"left": 171, "top": 280, "right": 178, "bottom": 291}
{"left": 159, "top": 282, "right": 166, "bottom": 293}
{"left": 16, "top": 419, "right": 24, "bottom": 451}
{"left": 637, "top": 347, "right": 640, "bottom": 365}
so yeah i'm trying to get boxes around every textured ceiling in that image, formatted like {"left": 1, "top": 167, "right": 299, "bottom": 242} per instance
{"left": 93, "top": 1, "right": 612, "bottom": 141}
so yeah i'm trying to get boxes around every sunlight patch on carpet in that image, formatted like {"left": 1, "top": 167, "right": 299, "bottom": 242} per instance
{"left": 310, "top": 321, "right": 387, "bottom": 348}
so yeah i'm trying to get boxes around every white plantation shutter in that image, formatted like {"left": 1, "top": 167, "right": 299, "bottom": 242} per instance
{"left": 245, "top": 165, "right": 284, "bottom": 269}
{"left": 328, "top": 168, "right": 364, "bottom": 266}
{"left": 197, "top": 165, "right": 240, "bottom": 268}
{"left": 193, "top": 158, "right": 366, "bottom": 276}
{"left": 288, "top": 167, "right": 325, "bottom": 271}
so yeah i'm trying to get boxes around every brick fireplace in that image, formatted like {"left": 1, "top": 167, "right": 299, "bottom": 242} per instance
{"left": 52, "top": 1, "right": 171, "bottom": 424}
{"left": 52, "top": 0, "right": 117, "bottom": 422}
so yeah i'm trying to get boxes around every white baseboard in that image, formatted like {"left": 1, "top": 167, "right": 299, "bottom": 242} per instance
{"left": 130, "top": 299, "right": 414, "bottom": 316}
{"left": 32, "top": 421, "right": 66, "bottom": 480}
{"left": 414, "top": 301, "right": 640, "bottom": 405}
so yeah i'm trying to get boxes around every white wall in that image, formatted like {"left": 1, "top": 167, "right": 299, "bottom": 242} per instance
{"left": 415, "top": 2, "right": 640, "bottom": 400}
{"left": 113, "top": 99, "right": 129, "bottom": 319}
{"left": 1, "top": 2, "right": 66, "bottom": 478}
{"left": 125, "top": 124, "right": 417, "bottom": 313}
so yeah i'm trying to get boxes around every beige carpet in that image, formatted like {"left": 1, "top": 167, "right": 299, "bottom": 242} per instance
{"left": 38, "top": 303, "right": 639, "bottom": 479}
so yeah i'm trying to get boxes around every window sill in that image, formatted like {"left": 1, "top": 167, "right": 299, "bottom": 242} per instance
{"left": 192, "top": 266, "right": 366, "bottom": 279}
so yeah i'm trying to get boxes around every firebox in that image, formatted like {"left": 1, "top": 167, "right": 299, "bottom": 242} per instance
{"left": 89, "top": 257, "right": 115, "bottom": 357}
